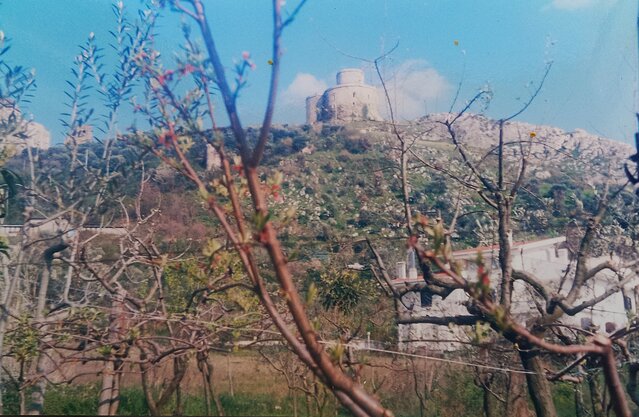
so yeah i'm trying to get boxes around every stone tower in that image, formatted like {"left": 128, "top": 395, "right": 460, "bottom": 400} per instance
{"left": 64, "top": 125, "right": 93, "bottom": 146}
{"left": 306, "top": 68, "right": 382, "bottom": 125}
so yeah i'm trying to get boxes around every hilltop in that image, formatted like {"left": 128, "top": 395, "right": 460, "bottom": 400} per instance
{"left": 4, "top": 113, "right": 636, "bottom": 266}
{"left": 263, "top": 114, "right": 637, "bottom": 261}
{"left": 338, "top": 113, "right": 633, "bottom": 180}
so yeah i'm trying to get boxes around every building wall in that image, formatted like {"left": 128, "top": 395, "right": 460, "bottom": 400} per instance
{"left": 337, "top": 68, "right": 364, "bottom": 85}
{"left": 64, "top": 125, "right": 93, "bottom": 146}
{"left": 1, "top": 105, "right": 51, "bottom": 151}
{"left": 395, "top": 237, "right": 635, "bottom": 352}
{"left": 397, "top": 289, "right": 468, "bottom": 352}
{"left": 306, "top": 68, "right": 382, "bottom": 125}
{"left": 22, "top": 122, "right": 51, "bottom": 150}
{"left": 321, "top": 84, "right": 382, "bottom": 123}
{"left": 306, "top": 95, "right": 321, "bottom": 125}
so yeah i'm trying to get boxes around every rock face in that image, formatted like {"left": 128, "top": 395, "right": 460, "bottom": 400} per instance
{"left": 413, "top": 112, "right": 634, "bottom": 158}
{"left": 375, "top": 112, "right": 634, "bottom": 184}
{"left": 306, "top": 69, "right": 382, "bottom": 125}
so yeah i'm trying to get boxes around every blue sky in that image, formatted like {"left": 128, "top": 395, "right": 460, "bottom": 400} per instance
{"left": 0, "top": 0, "right": 636, "bottom": 144}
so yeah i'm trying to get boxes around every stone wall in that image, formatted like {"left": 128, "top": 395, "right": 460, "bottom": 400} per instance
{"left": 306, "top": 68, "right": 382, "bottom": 125}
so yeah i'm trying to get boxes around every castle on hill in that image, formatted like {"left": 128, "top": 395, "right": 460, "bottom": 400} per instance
{"left": 306, "top": 68, "right": 382, "bottom": 125}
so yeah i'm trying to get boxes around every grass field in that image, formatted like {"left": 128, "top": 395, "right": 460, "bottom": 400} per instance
{"left": 2, "top": 349, "right": 593, "bottom": 416}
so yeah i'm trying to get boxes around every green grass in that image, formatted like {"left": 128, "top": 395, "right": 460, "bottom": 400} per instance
{"left": 3, "top": 385, "right": 350, "bottom": 416}
{"left": 0, "top": 366, "right": 612, "bottom": 416}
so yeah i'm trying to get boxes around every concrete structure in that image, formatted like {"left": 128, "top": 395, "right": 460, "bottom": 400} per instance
{"left": 0, "top": 222, "right": 127, "bottom": 239}
{"left": 0, "top": 103, "right": 51, "bottom": 151}
{"left": 21, "top": 122, "right": 51, "bottom": 150}
{"left": 64, "top": 125, "right": 93, "bottom": 146}
{"left": 306, "top": 68, "right": 382, "bottom": 125}
{"left": 393, "top": 236, "right": 636, "bottom": 352}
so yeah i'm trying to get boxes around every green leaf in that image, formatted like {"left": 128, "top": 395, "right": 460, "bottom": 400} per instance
{"left": 306, "top": 282, "right": 317, "bottom": 305}
{"left": 2, "top": 168, "right": 21, "bottom": 197}
{"left": 0, "top": 236, "right": 10, "bottom": 258}
{"left": 203, "top": 239, "right": 222, "bottom": 257}
{"left": 253, "top": 211, "right": 271, "bottom": 231}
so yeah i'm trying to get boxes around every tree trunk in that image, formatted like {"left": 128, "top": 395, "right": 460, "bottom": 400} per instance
{"left": 27, "top": 335, "right": 47, "bottom": 415}
{"left": 498, "top": 199, "right": 513, "bottom": 309}
{"left": 292, "top": 390, "right": 298, "bottom": 417}
{"left": 0, "top": 214, "right": 30, "bottom": 416}
{"left": 588, "top": 374, "right": 605, "bottom": 417}
{"left": 400, "top": 140, "right": 413, "bottom": 236}
{"left": 97, "top": 360, "right": 115, "bottom": 415}
{"left": 305, "top": 390, "right": 312, "bottom": 417}
{"left": 19, "top": 386, "right": 26, "bottom": 415}
{"left": 0, "top": 259, "right": 22, "bottom": 416}
{"left": 17, "top": 361, "right": 26, "bottom": 415}
{"left": 198, "top": 352, "right": 224, "bottom": 416}
{"left": 227, "top": 355, "right": 234, "bottom": 397}
{"left": 98, "top": 292, "right": 127, "bottom": 415}
{"left": 519, "top": 349, "right": 558, "bottom": 417}
{"left": 27, "top": 244, "right": 63, "bottom": 415}
{"left": 97, "top": 359, "right": 123, "bottom": 416}
{"left": 574, "top": 384, "right": 585, "bottom": 417}
{"left": 175, "top": 385, "right": 183, "bottom": 416}
{"left": 206, "top": 359, "right": 224, "bottom": 416}
{"left": 140, "top": 359, "right": 160, "bottom": 417}
{"left": 140, "top": 352, "right": 187, "bottom": 416}
{"left": 109, "top": 365, "right": 122, "bottom": 416}
{"left": 201, "top": 363, "right": 211, "bottom": 416}
{"left": 506, "top": 372, "right": 533, "bottom": 417}
{"left": 482, "top": 380, "right": 496, "bottom": 417}
{"left": 626, "top": 363, "right": 639, "bottom": 408}
{"left": 0, "top": 312, "right": 13, "bottom": 416}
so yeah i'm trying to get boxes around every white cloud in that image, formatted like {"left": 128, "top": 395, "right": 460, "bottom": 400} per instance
{"left": 379, "top": 60, "right": 450, "bottom": 121}
{"left": 278, "top": 65, "right": 449, "bottom": 123}
{"left": 545, "top": 0, "right": 615, "bottom": 10}
{"left": 279, "top": 73, "right": 327, "bottom": 122}
{"left": 281, "top": 73, "right": 327, "bottom": 105}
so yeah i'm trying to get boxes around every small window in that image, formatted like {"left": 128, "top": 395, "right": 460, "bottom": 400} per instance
{"left": 420, "top": 289, "right": 432, "bottom": 307}
{"left": 580, "top": 317, "right": 593, "bottom": 330}
{"left": 624, "top": 296, "right": 633, "bottom": 311}
{"left": 605, "top": 322, "right": 617, "bottom": 333}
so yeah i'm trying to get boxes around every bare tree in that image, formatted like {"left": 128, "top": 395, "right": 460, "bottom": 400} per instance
{"left": 116, "top": 1, "right": 397, "bottom": 415}
{"left": 363, "top": 44, "right": 638, "bottom": 416}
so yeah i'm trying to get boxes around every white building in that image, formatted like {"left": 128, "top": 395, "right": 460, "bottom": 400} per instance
{"left": 0, "top": 103, "right": 51, "bottom": 151}
{"left": 64, "top": 124, "right": 93, "bottom": 146}
{"left": 394, "top": 236, "right": 635, "bottom": 351}
{"left": 306, "top": 68, "right": 382, "bottom": 125}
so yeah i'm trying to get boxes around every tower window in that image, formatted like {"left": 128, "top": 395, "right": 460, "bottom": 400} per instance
{"left": 420, "top": 289, "right": 432, "bottom": 307}
{"left": 624, "top": 296, "right": 633, "bottom": 311}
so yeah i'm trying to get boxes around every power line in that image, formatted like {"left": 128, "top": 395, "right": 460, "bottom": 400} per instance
{"left": 318, "top": 340, "right": 535, "bottom": 375}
